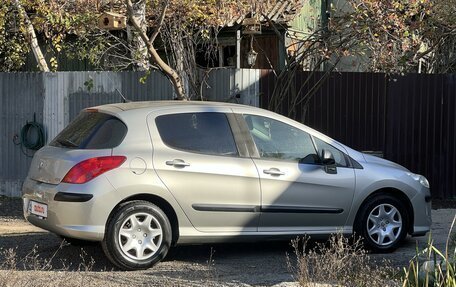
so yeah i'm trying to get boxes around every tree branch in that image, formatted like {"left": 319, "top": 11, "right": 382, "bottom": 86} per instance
{"left": 13, "top": 0, "right": 50, "bottom": 72}
{"left": 126, "top": 0, "right": 187, "bottom": 100}
{"left": 149, "top": 1, "right": 168, "bottom": 44}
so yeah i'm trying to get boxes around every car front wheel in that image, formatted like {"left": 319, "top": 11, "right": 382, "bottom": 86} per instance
{"left": 356, "top": 194, "right": 408, "bottom": 252}
{"left": 102, "top": 200, "right": 172, "bottom": 270}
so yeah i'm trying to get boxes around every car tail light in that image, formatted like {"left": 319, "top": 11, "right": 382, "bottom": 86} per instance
{"left": 62, "top": 156, "right": 126, "bottom": 184}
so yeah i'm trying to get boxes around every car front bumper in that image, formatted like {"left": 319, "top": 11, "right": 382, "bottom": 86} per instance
{"left": 410, "top": 186, "right": 432, "bottom": 236}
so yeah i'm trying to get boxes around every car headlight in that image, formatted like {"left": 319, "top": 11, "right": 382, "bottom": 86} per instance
{"left": 407, "top": 172, "right": 430, "bottom": 188}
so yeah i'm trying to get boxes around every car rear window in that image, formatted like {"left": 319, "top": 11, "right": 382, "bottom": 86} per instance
{"left": 50, "top": 111, "right": 127, "bottom": 149}
{"left": 155, "top": 112, "right": 238, "bottom": 156}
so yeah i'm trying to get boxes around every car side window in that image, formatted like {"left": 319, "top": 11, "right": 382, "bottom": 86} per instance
{"left": 155, "top": 112, "right": 238, "bottom": 156}
{"left": 243, "top": 114, "right": 318, "bottom": 162}
{"left": 313, "top": 137, "right": 349, "bottom": 167}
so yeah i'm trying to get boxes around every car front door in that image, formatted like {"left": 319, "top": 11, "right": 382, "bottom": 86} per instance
{"left": 148, "top": 108, "right": 260, "bottom": 233}
{"left": 238, "top": 113, "right": 356, "bottom": 233}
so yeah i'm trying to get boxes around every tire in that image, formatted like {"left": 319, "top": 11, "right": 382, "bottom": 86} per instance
{"left": 355, "top": 194, "right": 408, "bottom": 252}
{"left": 102, "top": 200, "right": 172, "bottom": 270}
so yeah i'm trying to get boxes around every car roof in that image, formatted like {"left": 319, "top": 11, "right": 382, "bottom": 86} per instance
{"left": 91, "top": 100, "right": 262, "bottom": 113}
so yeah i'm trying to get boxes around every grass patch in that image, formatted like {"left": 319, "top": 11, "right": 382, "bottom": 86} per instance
{"left": 287, "top": 234, "right": 398, "bottom": 287}
{"left": 402, "top": 216, "right": 456, "bottom": 287}
{"left": 0, "top": 241, "right": 97, "bottom": 287}
{"left": 287, "top": 216, "right": 456, "bottom": 287}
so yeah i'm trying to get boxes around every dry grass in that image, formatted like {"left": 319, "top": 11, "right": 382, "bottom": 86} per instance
{"left": 287, "top": 234, "right": 399, "bottom": 287}
{"left": 288, "top": 217, "right": 456, "bottom": 287}
{"left": 0, "top": 240, "right": 221, "bottom": 287}
{"left": 1, "top": 221, "right": 455, "bottom": 287}
{"left": 0, "top": 241, "right": 98, "bottom": 287}
{"left": 205, "top": 247, "right": 218, "bottom": 283}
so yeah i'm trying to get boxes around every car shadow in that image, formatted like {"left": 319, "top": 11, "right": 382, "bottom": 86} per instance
{"left": 0, "top": 232, "right": 111, "bottom": 271}
{"left": 0, "top": 231, "right": 298, "bottom": 284}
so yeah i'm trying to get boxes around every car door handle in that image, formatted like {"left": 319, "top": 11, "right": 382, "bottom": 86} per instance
{"left": 263, "top": 168, "right": 285, "bottom": 176}
{"left": 166, "top": 159, "right": 190, "bottom": 167}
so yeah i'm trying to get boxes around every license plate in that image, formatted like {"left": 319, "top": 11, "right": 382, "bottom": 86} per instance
{"left": 29, "top": 201, "right": 48, "bottom": 218}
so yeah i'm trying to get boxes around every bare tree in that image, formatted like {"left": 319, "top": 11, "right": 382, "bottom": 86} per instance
{"left": 265, "top": 16, "right": 355, "bottom": 122}
{"left": 126, "top": 0, "right": 148, "bottom": 70}
{"left": 126, "top": 0, "right": 187, "bottom": 100}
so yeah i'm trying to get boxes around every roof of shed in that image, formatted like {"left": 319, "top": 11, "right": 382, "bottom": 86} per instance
{"left": 226, "top": 0, "right": 305, "bottom": 27}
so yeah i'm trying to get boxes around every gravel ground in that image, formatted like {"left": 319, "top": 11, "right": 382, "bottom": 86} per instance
{"left": 0, "top": 197, "right": 455, "bottom": 286}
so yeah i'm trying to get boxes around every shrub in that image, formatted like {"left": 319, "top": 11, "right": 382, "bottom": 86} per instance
{"left": 287, "top": 234, "right": 398, "bottom": 287}
{"left": 402, "top": 216, "right": 456, "bottom": 287}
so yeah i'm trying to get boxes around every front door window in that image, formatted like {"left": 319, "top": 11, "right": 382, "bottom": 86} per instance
{"left": 243, "top": 114, "right": 318, "bottom": 163}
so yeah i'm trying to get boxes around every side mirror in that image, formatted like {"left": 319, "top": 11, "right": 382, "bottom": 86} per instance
{"left": 299, "top": 154, "right": 320, "bottom": 164}
{"left": 321, "top": 149, "right": 337, "bottom": 174}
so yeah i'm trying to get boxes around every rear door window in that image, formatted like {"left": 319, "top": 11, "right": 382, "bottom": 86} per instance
{"left": 155, "top": 112, "right": 238, "bottom": 156}
{"left": 50, "top": 111, "right": 127, "bottom": 149}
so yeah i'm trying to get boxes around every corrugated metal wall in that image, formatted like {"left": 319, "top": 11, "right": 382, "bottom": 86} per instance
{"left": 0, "top": 70, "right": 260, "bottom": 197}
{"left": 0, "top": 73, "right": 44, "bottom": 197}
{"left": 201, "top": 69, "right": 233, "bottom": 102}
{"left": 202, "top": 69, "right": 260, "bottom": 106}
{"left": 46, "top": 71, "right": 175, "bottom": 141}
{"left": 386, "top": 74, "right": 456, "bottom": 200}
{"left": 304, "top": 72, "right": 387, "bottom": 152}
{"left": 259, "top": 70, "right": 387, "bottom": 152}
{"left": 120, "top": 71, "right": 174, "bottom": 102}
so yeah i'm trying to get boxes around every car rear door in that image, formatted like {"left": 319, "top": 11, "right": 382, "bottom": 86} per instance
{"left": 147, "top": 107, "right": 260, "bottom": 233}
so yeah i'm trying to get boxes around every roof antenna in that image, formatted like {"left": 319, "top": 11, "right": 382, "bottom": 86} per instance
{"left": 105, "top": 73, "right": 131, "bottom": 103}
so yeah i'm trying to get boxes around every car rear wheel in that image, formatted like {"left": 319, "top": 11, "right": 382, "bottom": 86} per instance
{"left": 102, "top": 200, "right": 171, "bottom": 270}
{"left": 355, "top": 194, "right": 408, "bottom": 252}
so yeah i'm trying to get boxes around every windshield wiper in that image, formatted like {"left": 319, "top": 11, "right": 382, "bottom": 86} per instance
{"left": 57, "top": 139, "right": 78, "bottom": 148}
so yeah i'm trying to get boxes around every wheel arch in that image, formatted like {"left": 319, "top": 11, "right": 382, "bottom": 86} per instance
{"left": 111, "top": 193, "right": 180, "bottom": 245}
{"left": 354, "top": 188, "right": 414, "bottom": 235}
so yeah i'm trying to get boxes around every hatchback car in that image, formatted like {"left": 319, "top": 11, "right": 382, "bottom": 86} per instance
{"left": 23, "top": 101, "right": 432, "bottom": 270}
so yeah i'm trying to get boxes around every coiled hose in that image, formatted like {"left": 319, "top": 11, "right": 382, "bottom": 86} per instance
{"left": 20, "top": 120, "right": 45, "bottom": 150}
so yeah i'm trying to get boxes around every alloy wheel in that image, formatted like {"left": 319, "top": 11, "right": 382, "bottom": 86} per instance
{"left": 118, "top": 212, "right": 163, "bottom": 261}
{"left": 366, "top": 203, "right": 402, "bottom": 246}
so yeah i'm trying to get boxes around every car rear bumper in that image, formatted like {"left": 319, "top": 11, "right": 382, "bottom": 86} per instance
{"left": 24, "top": 211, "right": 104, "bottom": 241}
{"left": 22, "top": 176, "right": 116, "bottom": 241}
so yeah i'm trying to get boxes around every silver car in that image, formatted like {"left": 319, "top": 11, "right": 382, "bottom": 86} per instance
{"left": 23, "top": 101, "right": 432, "bottom": 270}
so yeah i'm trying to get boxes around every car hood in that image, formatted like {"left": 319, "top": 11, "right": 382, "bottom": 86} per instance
{"left": 361, "top": 153, "right": 409, "bottom": 172}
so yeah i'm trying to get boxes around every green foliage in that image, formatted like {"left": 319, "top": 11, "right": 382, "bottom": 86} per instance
{"left": 83, "top": 76, "right": 94, "bottom": 91}
{"left": 402, "top": 227, "right": 456, "bottom": 286}
{"left": 0, "top": 0, "right": 29, "bottom": 71}
{"left": 0, "top": 0, "right": 102, "bottom": 72}
{"left": 139, "top": 70, "right": 151, "bottom": 84}
{"left": 331, "top": 0, "right": 456, "bottom": 73}
{"left": 0, "top": 0, "right": 303, "bottom": 73}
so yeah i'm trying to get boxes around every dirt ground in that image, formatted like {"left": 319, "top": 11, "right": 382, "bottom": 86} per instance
{"left": 0, "top": 197, "right": 455, "bottom": 287}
